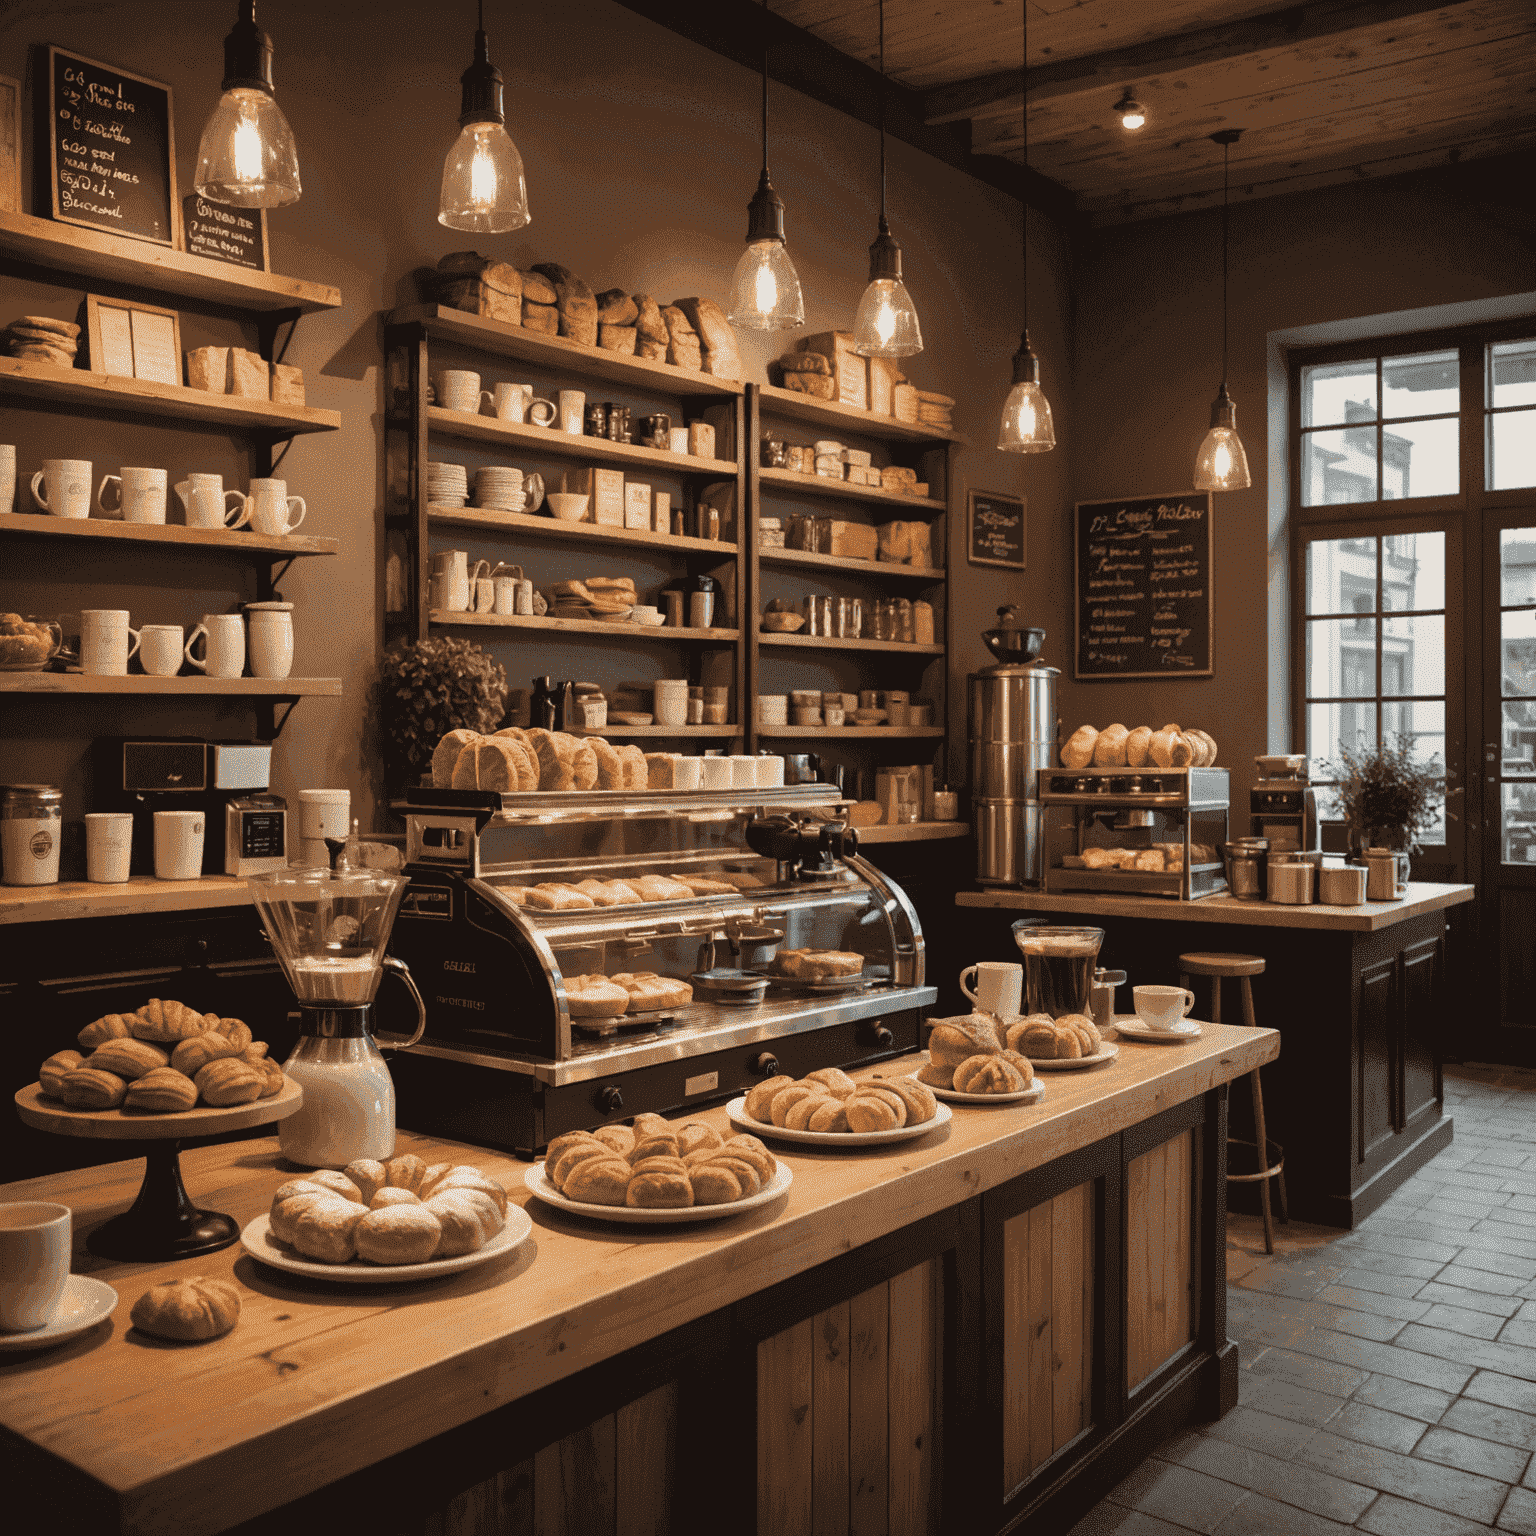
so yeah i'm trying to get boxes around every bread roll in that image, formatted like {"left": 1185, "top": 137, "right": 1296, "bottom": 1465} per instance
{"left": 1148, "top": 729, "right": 1178, "bottom": 768}
{"left": 786, "top": 1093, "right": 837, "bottom": 1130}
{"left": 428, "top": 1167, "right": 509, "bottom": 1215}
{"left": 881, "top": 1077, "right": 939, "bottom": 1123}
{"left": 62, "top": 1067, "right": 127, "bottom": 1108}
{"left": 38, "top": 1050, "right": 84, "bottom": 1098}
{"left": 269, "top": 1184, "right": 333, "bottom": 1244}
{"left": 1061, "top": 725, "right": 1098, "bottom": 770}
{"left": 171, "top": 1032, "right": 242, "bottom": 1078}
{"left": 563, "top": 1156, "right": 631, "bottom": 1205}
{"left": 691, "top": 1163, "right": 751, "bottom": 1205}
{"left": 1187, "top": 728, "right": 1217, "bottom": 766}
{"left": 953, "top": 1055, "right": 1027, "bottom": 1094}
{"left": 676, "top": 1123, "right": 724, "bottom": 1157}
{"left": 844, "top": 1092, "right": 900, "bottom": 1133}
{"left": 1125, "top": 726, "right": 1154, "bottom": 767}
{"left": 592, "top": 1124, "right": 636, "bottom": 1157}
{"left": 292, "top": 1197, "right": 369, "bottom": 1263}
{"left": 1092, "top": 724, "right": 1130, "bottom": 767}
{"left": 927, "top": 1012, "right": 1006, "bottom": 1066}
{"left": 626, "top": 1169, "right": 693, "bottom": 1207}
{"left": 344, "top": 1160, "right": 389, "bottom": 1204}
{"left": 370, "top": 1187, "right": 422, "bottom": 1209}
{"left": 130, "top": 1277, "right": 240, "bottom": 1341}
{"left": 804, "top": 1067, "right": 857, "bottom": 1099}
{"left": 806, "top": 1099, "right": 850, "bottom": 1132}
{"left": 125, "top": 1066, "right": 199, "bottom": 1112}
{"left": 384, "top": 1153, "right": 430, "bottom": 1194}
{"left": 745, "top": 1074, "right": 795, "bottom": 1122}
{"left": 721, "top": 1137, "right": 777, "bottom": 1184}
{"left": 432, "top": 729, "right": 481, "bottom": 788}
{"left": 355, "top": 1204, "right": 442, "bottom": 1264}
{"left": 552, "top": 1138, "right": 615, "bottom": 1188}
{"left": 90, "top": 1038, "right": 170, "bottom": 1081}
{"left": 425, "top": 1188, "right": 504, "bottom": 1254}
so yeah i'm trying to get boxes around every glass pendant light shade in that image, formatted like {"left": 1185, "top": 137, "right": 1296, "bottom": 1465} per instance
{"left": 439, "top": 120, "right": 528, "bottom": 232}
{"left": 728, "top": 171, "right": 804, "bottom": 330}
{"left": 853, "top": 222, "right": 922, "bottom": 357}
{"left": 997, "top": 332, "right": 1056, "bottom": 452}
{"left": 194, "top": 3, "right": 300, "bottom": 208}
{"left": 1193, "top": 384, "right": 1251, "bottom": 490}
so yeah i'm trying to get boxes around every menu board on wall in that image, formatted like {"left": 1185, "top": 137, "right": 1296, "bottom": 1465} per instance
{"left": 1074, "top": 492, "right": 1213, "bottom": 679}
{"left": 46, "top": 46, "right": 178, "bottom": 248}
{"left": 967, "top": 489, "right": 1026, "bottom": 569}
{"left": 183, "top": 194, "right": 267, "bottom": 270}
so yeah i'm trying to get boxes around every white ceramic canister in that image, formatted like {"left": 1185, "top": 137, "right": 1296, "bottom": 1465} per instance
{"left": 0, "top": 785, "right": 63, "bottom": 886}
{"left": 245, "top": 601, "right": 295, "bottom": 680}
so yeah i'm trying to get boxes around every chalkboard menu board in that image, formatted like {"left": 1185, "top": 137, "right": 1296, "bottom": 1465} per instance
{"left": 967, "top": 489, "right": 1026, "bottom": 569}
{"left": 183, "top": 194, "right": 267, "bottom": 270}
{"left": 47, "top": 46, "right": 178, "bottom": 248}
{"left": 1074, "top": 492, "right": 1213, "bottom": 679}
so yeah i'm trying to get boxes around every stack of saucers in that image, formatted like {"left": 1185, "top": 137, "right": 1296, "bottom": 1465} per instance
{"left": 474, "top": 466, "right": 527, "bottom": 512}
{"left": 427, "top": 461, "right": 468, "bottom": 507}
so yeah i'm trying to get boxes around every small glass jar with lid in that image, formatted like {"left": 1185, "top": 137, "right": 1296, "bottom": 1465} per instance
{"left": 1, "top": 784, "right": 64, "bottom": 886}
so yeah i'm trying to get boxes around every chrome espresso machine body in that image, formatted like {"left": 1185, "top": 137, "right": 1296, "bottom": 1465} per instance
{"left": 385, "top": 784, "right": 934, "bottom": 1156}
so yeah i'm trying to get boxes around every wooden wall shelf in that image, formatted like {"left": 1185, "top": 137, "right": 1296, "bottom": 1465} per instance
{"left": 572, "top": 723, "right": 741, "bottom": 738}
{"left": 758, "top": 632, "right": 944, "bottom": 656}
{"left": 756, "top": 725, "right": 946, "bottom": 740}
{"left": 426, "top": 506, "right": 736, "bottom": 557}
{"left": 0, "top": 512, "right": 338, "bottom": 558}
{"left": 0, "top": 875, "right": 253, "bottom": 927}
{"left": 391, "top": 305, "right": 744, "bottom": 397}
{"left": 854, "top": 822, "right": 969, "bottom": 844}
{"left": 0, "top": 675, "right": 341, "bottom": 697}
{"left": 758, "top": 547, "right": 945, "bottom": 583}
{"left": 756, "top": 382, "right": 964, "bottom": 444}
{"left": 429, "top": 611, "right": 740, "bottom": 643}
{"left": 0, "top": 357, "right": 340, "bottom": 435}
{"left": 0, "top": 209, "right": 341, "bottom": 315}
{"left": 426, "top": 407, "right": 736, "bottom": 476}
{"left": 757, "top": 466, "right": 945, "bottom": 514}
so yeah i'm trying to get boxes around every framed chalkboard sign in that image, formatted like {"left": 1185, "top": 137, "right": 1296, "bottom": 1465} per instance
{"left": 967, "top": 489, "right": 1026, "bottom": 569}
{"left": 46, "top": 46, "right": 179, "bottom": 248}
{"left": 1074, "top": 491, "right": 1213, "bottom": 679}
{"left": 183, "top": 194, "right": 268, "bottom": 271}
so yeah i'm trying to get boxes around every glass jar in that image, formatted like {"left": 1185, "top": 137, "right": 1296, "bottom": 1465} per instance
{"left": 895, "top": 598, "right": 914, "bottom": 643}
{"left": 0, "top": 784, "right": 63, "bottom": 887}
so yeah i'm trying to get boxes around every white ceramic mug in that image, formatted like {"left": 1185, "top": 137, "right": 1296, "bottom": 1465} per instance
{"left": 175, "top": 474, "right": 249, "bottom": 529}
{"left": 79, "top": 609, "right": 140, "bottom": 676}
{"left": 85, "top": 812, "right": 133, "bottom": 884}
{"left": 0, "top": 1203, "right": 72, "bottom": 1331}
{"left": 436, "top": 369, "right": 480, "bottom": 411}
{"left": 480, "top": 382, "right": 531, "bottom": 422}
{"left": 728, "top": 755, "right": 757, "bottom": 788}
{"left": 673, "top": 757, "right": 704, "bottom": 791}
{"left": 754, "top": 755, "right": 785, "bottom": 787}
{"left": 701, "top": 756, "right": 731, "bottom": 790}
{"left": 31, "top": 459, "right": 92, "bottom": 519}
{"left": 527, "top": 396, "right": 557, "bottom": 428}
{"left": 137, "top": 624, "right": 185, "bottom": 677}
{"left": 960, "top": 961, "right": 1024, "bottom": 1019}
{"left": 246, "top": 604, "right": 294, "bottom": 679}
{"left": 558, "top": 389, "right": 585, "bottom": 433}
{"left": 246, "top": 478, "right": 305, "bottom": 536}
{"left": 653, "top": 679, "right": 689, "bottom": 726}
{"left": 1133, "top": 985, "right": 1197, "bottom": 1032}
{"left": 97, "top": 467, "right": 167, "bottom": 524}
{"left": 154, "top": 810, "right": 205, "bottom": 880}
{"left": 1, "top": 444, "right": 18, "bottom": 515}
{"left": 184, "top": 614, "right": 246, "bottom": 679}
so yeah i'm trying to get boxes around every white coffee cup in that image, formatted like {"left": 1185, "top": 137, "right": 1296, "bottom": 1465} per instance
{"left": 85, "top": 812, "right": 133, "bottom": 884}
{"left": 175, "top": 474, "right": 249, "bottom": 529}
{"left": 245, "top": 603, "right": 294, "bottom": 679}
{"left": 480, "top": 382, "right": 531, "bottom": 422}
{"left": 701, "top": 756, "right": 731, "bottom": 790}
{"left": 98, "top": 467, "right": 167, "bottom": 524}
{"left": 0, "top": 1203, "right": 72, "bottom": 1331}
{"left": 1134, "top": 985, "right": 1197, "bottom": 1031}
{"left": 558, "top": 389, "right": 585, "bottom": 433}
{"left": 653, "top": 679, "right": 689, "bottom": 726}
{"left": 1, "top": 444, "right": 18, "bottom": 514}
{"left": 246, "top": 478, "right": 305, "bottom": 536}
{"left": 437, "top": 369, "right": 480, "bottom": 411}
{"left": 80, "top": 609, "right": 140, "bottom": 676}
{"left": 184, "top": 614, "right": 245, "bottom": 679}
{"left": 673, "top": 756, "right": 703, "bottom": 791}
{"left": 960, "top": 961, "right": 1024, "bottom": 1019}
{"left": 31, "top": 459, "right": 92, "bottom": 518}
{"left": 138, "top": 624, "right": 185, "bottom": 677}
{"left": 754, "top": 755, "right": 785, "bottom": 787}
{"left": 527, "top": 396, "right": 557, "bottom": 428}
{"left": 728, "top": 755, "right": 757, "bottom": 788}
{"left": 153, "top": 810, "right": 205, "bottom": 880}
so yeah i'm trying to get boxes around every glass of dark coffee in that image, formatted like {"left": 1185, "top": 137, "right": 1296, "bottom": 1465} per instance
{"left": 1012, "top": 925, "right": 1105, "bottom": 1017}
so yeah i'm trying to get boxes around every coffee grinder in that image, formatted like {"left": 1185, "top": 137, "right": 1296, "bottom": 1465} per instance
{"left": 1250, "top": 754, "right": 1319, "bottom": 854}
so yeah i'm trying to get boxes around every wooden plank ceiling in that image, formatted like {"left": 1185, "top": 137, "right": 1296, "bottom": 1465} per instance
{"left": 770, "top": 0, "right": 1536, "bottom": 223}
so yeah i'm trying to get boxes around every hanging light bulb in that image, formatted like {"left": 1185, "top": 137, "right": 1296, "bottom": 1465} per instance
{"left": 997, "top": 0, "right": 1055, "bottom": 453}
{"left": 1114, "top": 91, "right": 1147, "bottom": 130}
{"left": 439, "top": 0, "right": 529, "bottom": 233}
{"left": 1193, "top": 130, "right": 1251, "bottom": 492}
{"left": 853, "top": 0, "right": 922, "bottom": 358}
{"left": 728, "top": 0, "right": 804, "bottom": 330}
{"left": 194, "top": 0, "right": 301, "bottom": 208}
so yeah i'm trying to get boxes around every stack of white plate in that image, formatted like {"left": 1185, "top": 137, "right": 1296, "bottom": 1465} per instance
{"left": 427, "top": 461, "right": 468, "bottom": 507}
{"left": 474, "top": 466, "right": 527, "bottom": 512}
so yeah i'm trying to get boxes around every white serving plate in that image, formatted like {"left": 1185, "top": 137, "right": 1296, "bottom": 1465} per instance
{"left": 524, "top": 1159, "right": 792, "bottom": 1223}
{"left": 1026, "top": 1043, "right": 1121, "bottom": 1071}
{"left": 0, "top": 1275, "right": 118, "bottom": 1351}
{"left": 908, "top": 1070, "right": 1046, "bottom": 1106}
{"left": 239, "top": 1205, "right": 532, "bottom": 1282}
{"left": 727, "top": 1097, "right": 952, "bottom": 1146}
{"left": 1114, "top": 1019, "right": 1203, "bottom": 1043}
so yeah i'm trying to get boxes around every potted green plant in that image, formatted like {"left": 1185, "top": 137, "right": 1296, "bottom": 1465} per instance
{"left": 379, "top": 636, "right": 507, "bottom": 792}
{"left": 1325, "top": 733, "right": 1450, "bottom": 887}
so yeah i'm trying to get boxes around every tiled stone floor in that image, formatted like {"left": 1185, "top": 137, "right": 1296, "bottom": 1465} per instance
{"left": 1073, "top": 1064, "right": 1536, "bottom": 1535}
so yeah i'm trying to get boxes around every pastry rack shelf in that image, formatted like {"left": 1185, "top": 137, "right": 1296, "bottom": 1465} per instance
{"left": 0, "top": 208, "right": 341, "bottom": 314}
{"left": 0, "top": 674, "right": 341, "bottom": 696}
{"left": 570, "top": 723, "right": 741, "bottom": 738}
{"left": 428, "top": 610, "right": 740, "bottom": 643}
{"left": 757, "top": 466, "right": 945, "bottom": 514}
{"left": 755, "top": 382, "right": 963, "bottom": 444}
{"left": 755, "top": 725, "right": 946, "bottom": 740}
{"left": 426, "top": 506, "right": 736, "bottom": 557}
{"left": 0, "top": 357, "right": 340, "bottom": 435}
{"left": 425, "top": 406, "right": 736, "bottom": 476}
{"left": 0, "top": 875, "right": 253, "bottom": 926}
{"left": 757, "top": 632, "right": 944, "bottom": 656}
{"left": 389, "top": 305, "right": 745, "bottom": 398}
{"left": 853, "top": 822, "right": 969, "bottom": 844}
{"left": 757, "top": 546, "right": 945, "bottom": 583}
{"left": 0, "top": 512, "right": 338, "bottom": 558}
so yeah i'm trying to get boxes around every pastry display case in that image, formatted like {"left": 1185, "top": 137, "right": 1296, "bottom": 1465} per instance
{"left": 386, "top": 783, "right": 934, "bottom": 1155}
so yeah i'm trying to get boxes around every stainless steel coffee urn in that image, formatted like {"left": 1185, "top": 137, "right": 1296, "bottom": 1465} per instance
{"left": 970, "top": 609, "right": 1057, "bottom": 886}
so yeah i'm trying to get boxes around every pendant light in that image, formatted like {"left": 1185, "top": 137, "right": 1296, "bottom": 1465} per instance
{"left": 1193, "top": 129, "right": 1251, "bottom": 492}
{"left": 1114, "top": 91, "right": 1147, "bottom": 131}
{"left": 728, "top": 0, "right": 805, "bottom": 330}
{"left": 852, "top": 0, "right": 922, "bottom": 358}
{"left": 438, "top": 0, "right": 529, "bottom": 233}
{"left": 194, "top": 0, "right": 301, "bottom": 208}
{"left": 997, "top": 0, "right": 1055, "bottom": 453}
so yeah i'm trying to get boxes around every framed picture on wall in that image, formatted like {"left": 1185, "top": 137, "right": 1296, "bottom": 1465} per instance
{"left": 0, "top": 74, "right": 19, "bottom": 214}
{"left": 85, "top": 293, "right": 182, "bottom": 386}
{"left": 967, "top": 489, "right": 1026, "bottom": 569}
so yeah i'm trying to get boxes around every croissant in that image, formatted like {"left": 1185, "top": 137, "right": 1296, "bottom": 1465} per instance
{"left": 132, "top": 998, "right": 211, "bottom": 1043}
{"left": 125, "top": 1067, "right": 199, "bottom": 1112}
{"left": 90, "top": 1037, "right": 170, "bottom": 1081}
{"left": 61, "top": 1067, "right": 127, "bottom": 1109}
{"left": 256, "top": 1059, "right": 285, "bottom": 1098}
{"left": 78, "top": 1013, "right": 136, "bottom": 1050}
{"left": 194, "top": 1057, "right": 264, "bottom": 1107}
{"left": 38, "top": 1050, "right": 84, "bottom": 1098}
{"left": 214, "top": 1017, "right": 254, "bottom": 1051}
{"left": 170, "top": 1033, "right": 242, "bottom": 1078}
{"left": 130, "top": 1277, "right": 241, "bottom": 1341}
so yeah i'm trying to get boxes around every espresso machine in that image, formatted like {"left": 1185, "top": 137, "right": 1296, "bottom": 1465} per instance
{"left": 1250, "top": 754, "right": 1320, "bottom": 854}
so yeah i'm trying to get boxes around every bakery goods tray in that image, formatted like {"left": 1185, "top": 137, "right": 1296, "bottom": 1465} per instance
{"left": 524, "top": 1160, "right": 792, "bottom": 1222}
{"left": 726, "top": 1097, "right": 952, "bottom": 1146}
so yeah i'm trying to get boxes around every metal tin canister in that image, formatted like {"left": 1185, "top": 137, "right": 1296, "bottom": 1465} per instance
{"left": 1, "top": 784, "right": 63, "bottom": 887}
{"left": 1223, "top": 837, "right": 1269, "bottom": 900}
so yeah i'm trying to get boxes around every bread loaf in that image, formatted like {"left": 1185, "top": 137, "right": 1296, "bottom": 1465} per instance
{"left": 1093, "top": 724, "right": 1130, "bottom": 767}
{"left": 673, "top": 296, "right": 741, "bottom": 381}
{"left": 660, "top": 305, "right": 701, "bottom": 370}
{"left": 531, "top": 263, "right": 598, "bottom": 347}
{"left": 1125, "top": 726, "right": 1154, "bottom": 767}
{"left": 633, "top": 293, "right": 669, "bottom": 360}
{"left": 1061, "top": 725, "right": 1098, "bottom": 770}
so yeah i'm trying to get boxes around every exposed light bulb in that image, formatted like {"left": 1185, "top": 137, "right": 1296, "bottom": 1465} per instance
{"left": 997, "top": 332, "right": 1056, "bottom": 452}
{"left": 756, "top": 263, "right": 778, "bottom": 313}
{"left": 439, "top": 22, "right": 530, "bottom": 233}
{"left": 1113, "top": 91, "right": 1147, "bottom": 131}
{"left": 853, "top": 220, "right": 922, "bottom": 357}
{"left": 726, "top": 179, "right": 805, "bottom": 332}
{"left": 1193, "top": 385, "right": 1251, "bottom": 491}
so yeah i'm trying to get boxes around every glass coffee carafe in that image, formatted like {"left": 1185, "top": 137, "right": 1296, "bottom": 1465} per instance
{"left": 1011, "top": 923, "right": 1105, "bottom": 1018}
{"left": 249, "top": 867, "right": 426, "bottom": 1169}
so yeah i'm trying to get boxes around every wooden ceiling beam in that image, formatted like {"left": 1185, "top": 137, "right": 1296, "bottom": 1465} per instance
{"left": 921, "top": 0, "right": 1486, "bottom": 125}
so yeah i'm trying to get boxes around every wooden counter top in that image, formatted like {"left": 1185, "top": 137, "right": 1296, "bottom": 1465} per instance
{"left": 956, "top": 879, "right": 1474, "bottom": 932}
{"left": 0, "top": 1026, "right": 1275, "bottom": 1536}
{"left": 0, "top": 876, "right": 253, "bottom": 926}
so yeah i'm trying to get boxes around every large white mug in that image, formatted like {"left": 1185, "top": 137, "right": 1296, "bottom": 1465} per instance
{"left": 85, "top": 813, "right": 133, "bottom": 884}
{"left": 1133, "top": 985, "right": 1197, "bottom": 1032}
{"left": 175, "top": 474, "right": 249, "bottom": 529}
{"left": 558, "top": 389, "right": 585, "bottom": 433}
{"left": 480, "top": 382, "right": 530, "bottom": 422}
{"left": 653, "top": 679, "right": 689, "bottom": 726}
{"left": 31, "top": 459, "right": 92, "bottom": 518}
{"left": 98, "top": 467, "right": 167, "bottom": 524}
{"left": 79, "top": 609, "right": 140, "bottom": 676}
{"left": 436, "top": 369, "right": 480, "bottom": 411}
{"left": 0, "top": 1203, "right": 72, "bottom": 1331}
{"left": 246, "top": 478, "right": 305, "bottom": 537}
{"left": 137, "top": 624, "right": 185, "bottom": 677}
{"left": 184, "top": 614, "right": 245, "bottom": 679}
{"left": 154, "top": 810, "right": 205, "bottom": 880}
{"left": 0, "top": 444, "right": 16, "bottom": 514}
{"left": 960, "top": 961, "right": 1024, "bottom": 1019}
{"left": 245, "top": 603, "right": 294, "bottom": 679}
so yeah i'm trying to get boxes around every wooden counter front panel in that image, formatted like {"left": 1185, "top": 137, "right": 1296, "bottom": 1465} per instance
{"left": 758, "top": 1259, "right": 942, "bottom": 1536}
{"left": 1126, "top": 1130, "right": 1195, "bottom": 1391}
{"left": 1001, "top": 1181, "right": 1095, "bottom": 1492}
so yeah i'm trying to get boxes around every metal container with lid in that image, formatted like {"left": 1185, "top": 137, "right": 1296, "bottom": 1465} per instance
{"left": 1267, "top": 852, "right": 1315, "bottom": 905}
{"left": 1, "top": 784, "right": 63, "bottom": 887}
{"left": 1223, "top": 837, "right": 1268, "bottom": 900}
{"left": 1364, "top": 846, "right": 1408, "bottom": 900}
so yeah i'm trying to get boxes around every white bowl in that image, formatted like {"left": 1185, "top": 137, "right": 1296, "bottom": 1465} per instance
{"left": 546, "top": 494, "right": 590, "bottom": 521}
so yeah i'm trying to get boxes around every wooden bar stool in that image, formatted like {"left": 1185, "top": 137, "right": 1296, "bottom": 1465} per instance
{"left": 1179, "top": 951, "right": 1288, "bottom": 1254}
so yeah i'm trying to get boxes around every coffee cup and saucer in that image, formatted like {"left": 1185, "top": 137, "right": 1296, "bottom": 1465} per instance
{"left": 1115, "top": 985, "right": 1203, "bottom": 1043}
{"left": 0, "top": 1203, "right": 118, "bottom": 1352}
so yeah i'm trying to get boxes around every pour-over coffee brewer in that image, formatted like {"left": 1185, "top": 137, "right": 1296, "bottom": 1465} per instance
{"left": 249, "top": 867, "right": 426, "bottom": 1169}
